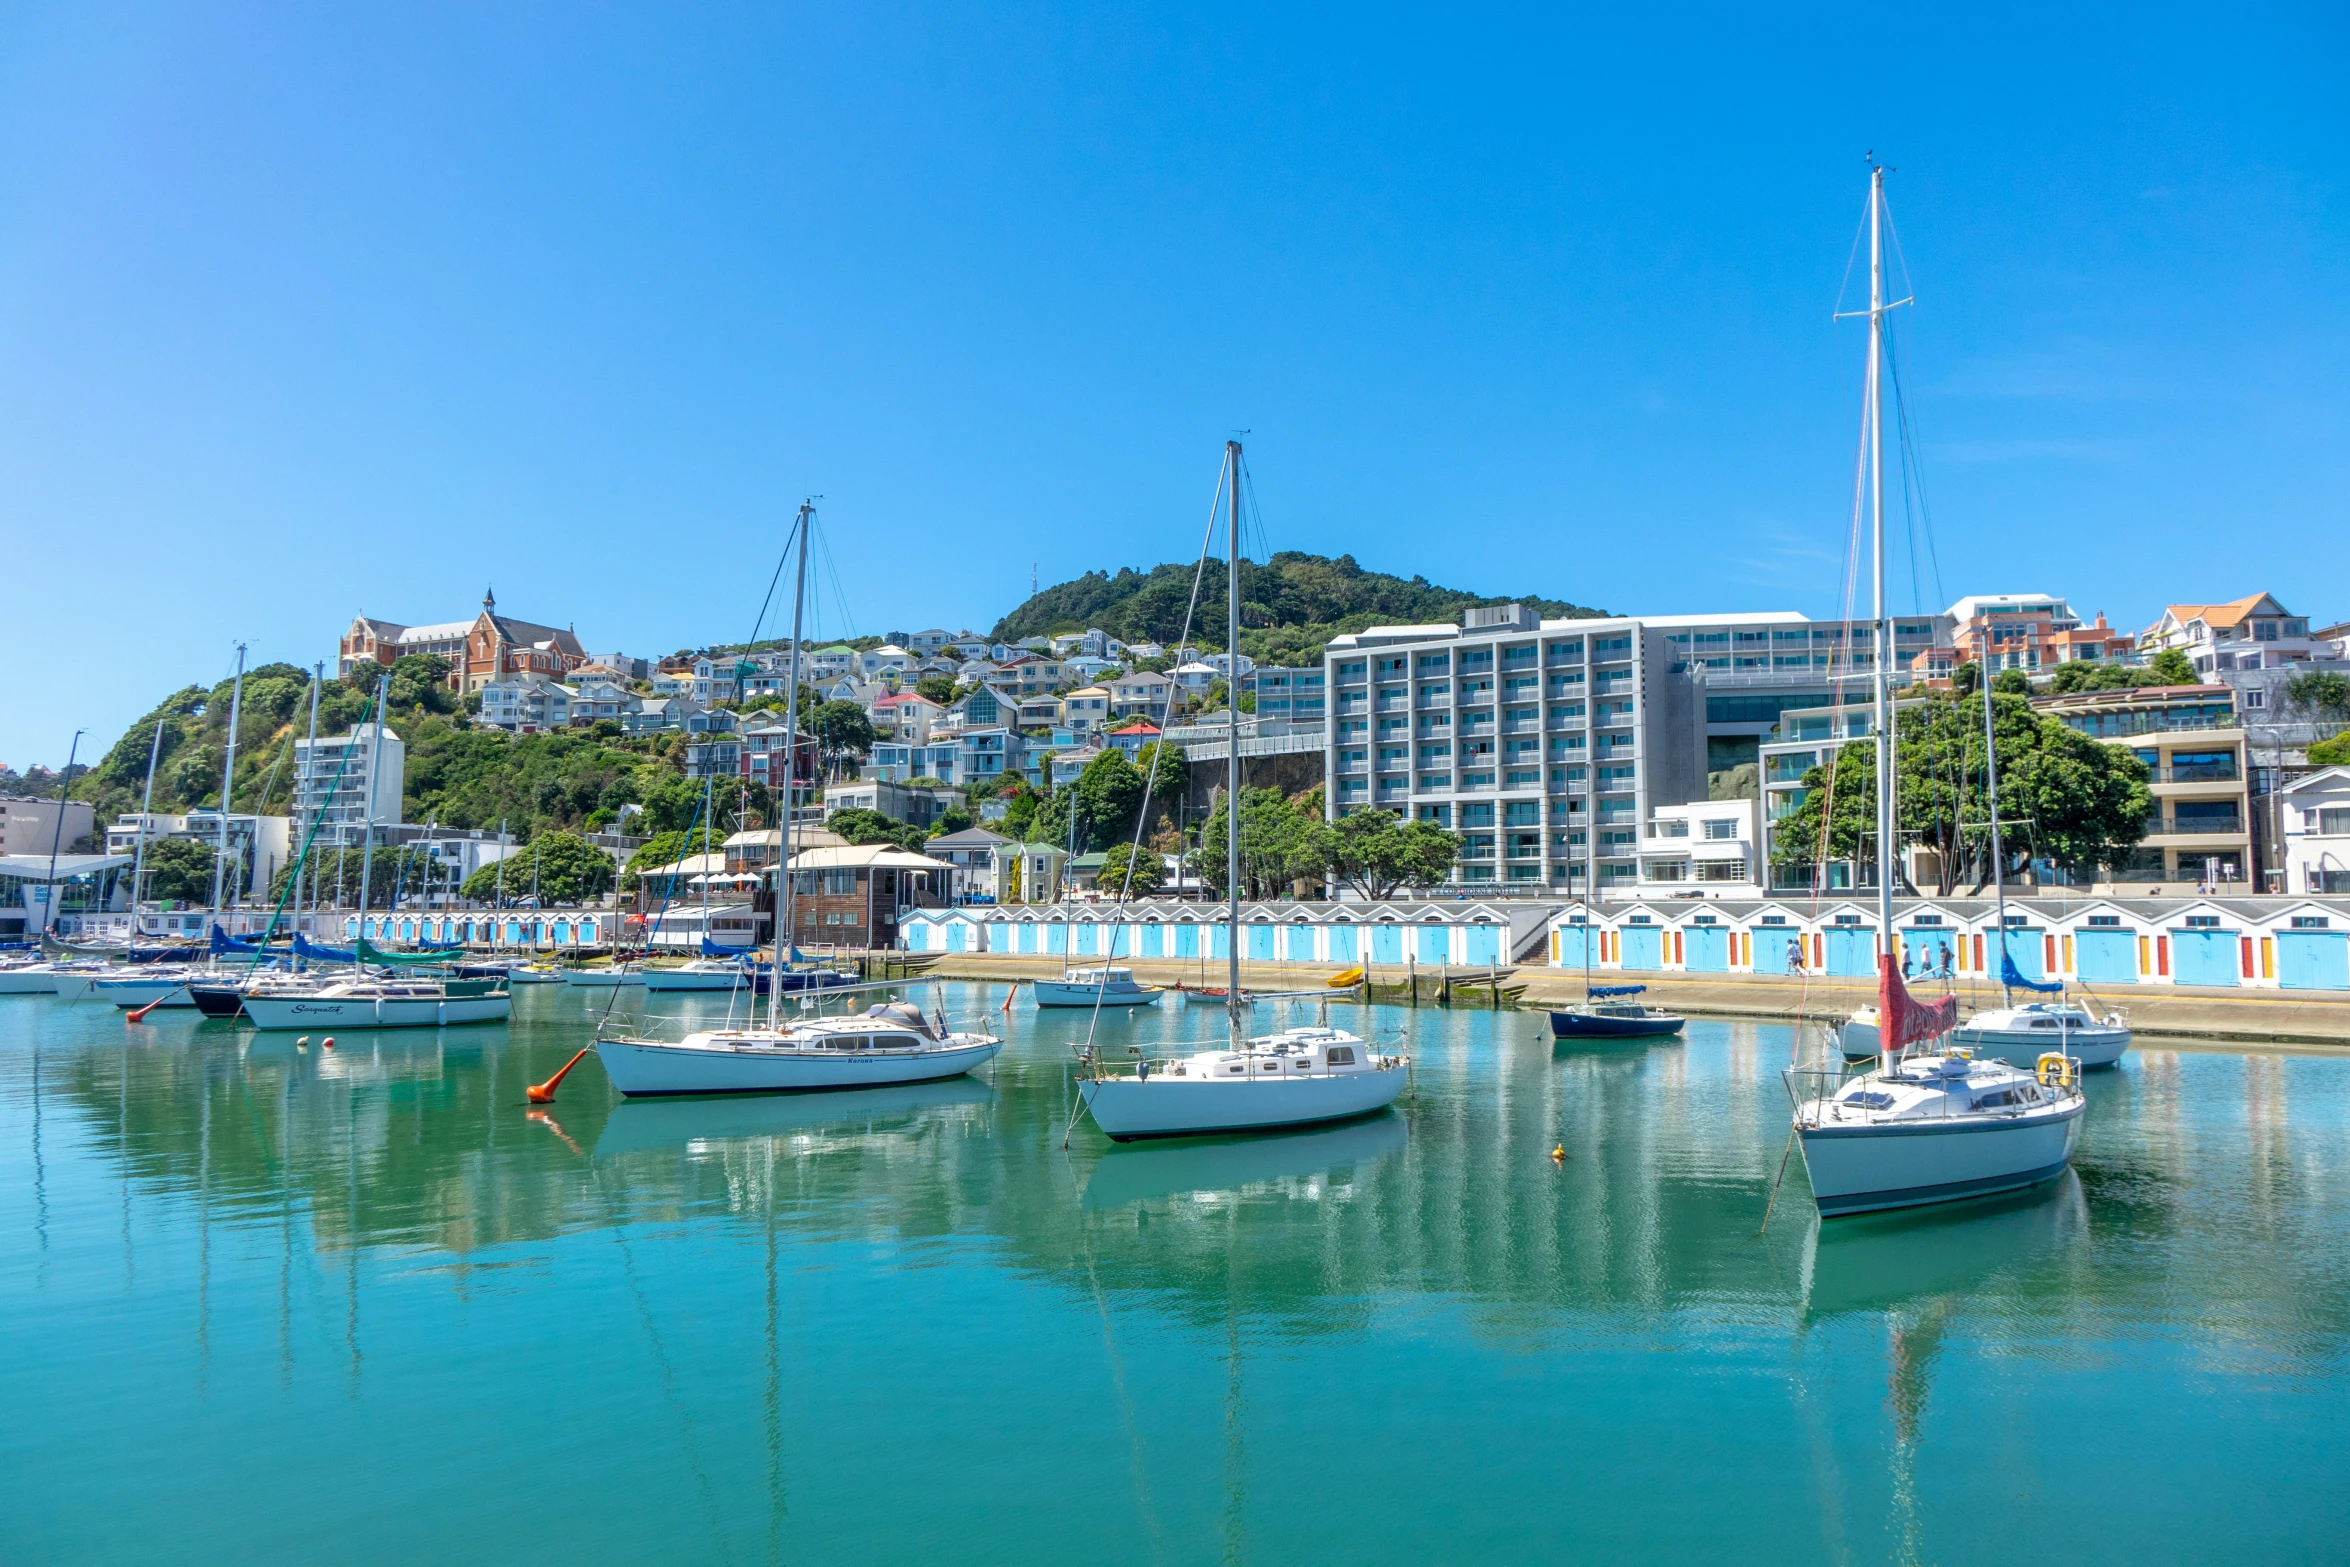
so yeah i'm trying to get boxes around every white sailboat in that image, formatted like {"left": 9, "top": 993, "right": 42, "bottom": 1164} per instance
{"left": 1078, "top": 442, "right": 1408, "bottom": 1142}
{"left": 1790, "top": 166, "right": 2086, "bottom": 1216}
{"left": 592, "top": 501, "right": 1003, "bottom": 1097}
{"left": 1035, "top": 966, "right": 1162, "bottom": 1007}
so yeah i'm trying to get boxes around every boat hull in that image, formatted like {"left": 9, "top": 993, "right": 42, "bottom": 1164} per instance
{"left": 188, "top": 984, "right": 247, "bottom": 1018}
{"left": 1035, "top": 981, "right": 1161, "bottom": 1008}
{"left": 51, "top": 973, "right": 103, "bottom": 1002}
{"left": 1550, "top": 1010, "right": 1684, "bottom": 1040}
{"left": 241, "top": 993, "right": 513, "bottom": 1030}
{"left": 594, "top": 1036, "right": 1003, "bottom": 1096}
{"left": 0, "top": 968, "right": 62, "bottom": 995}
{"left": 1079, "top": 1064, "right": 1409, "bottom": 1141}
{"left": 1950, "top": 1023, "right": 2132, "bottom": 1070}
{"left": 562, "top": 970, "right": 643, "bottom": 988}
{"left": 639, "top": 969, "right": 759, "bottom": 992}
{"left": 1798, "top": 1104, "right": 2083, "bottom": 1217}
{"left": 96, "top": 977, "right": 196, "bottom": 1009}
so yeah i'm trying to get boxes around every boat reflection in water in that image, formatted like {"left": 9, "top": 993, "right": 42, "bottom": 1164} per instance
{"left": 592, "top": 1075, "right": 996, "bottom": 1160}
{"left": 1081, "top": 1111, "right": 1407, "bottom": 1211}
{"left": 1799, "top": 1170, "right": 2090, "bottom": 1323}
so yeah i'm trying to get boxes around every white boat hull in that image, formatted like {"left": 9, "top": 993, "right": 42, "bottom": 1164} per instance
{"left": 1079, "top": 1063, "right": 1408, "bottom": 1141}
{"left": 52, "top": 973, "right": 103, "bottom": 1002}
{"left": 1799, "top": 1104, "right": 2083, "bottom": 1217}
{"left": 507, "top": 968, "right": 567, "bottom": 985}
{"left": 0, "top": 968, "right": 62, "bottom": 994}
{"left": 595, "top": 1035, "right": 1004, "bottom": 1096}
{"left": 241, "top": 993, "right": 513, "bottom": 1030}
{"left": 563, "top": 970, "right": 643, "bottom": 988}
{"left": 1950, "top": 1022, "right": 2132, "bottom": 1070}
{"left": 96, "top": 977, "right": 196, "bottom": 1008}
{"left": 1034, "top": 980, "right": 1160, "bottom": 1008}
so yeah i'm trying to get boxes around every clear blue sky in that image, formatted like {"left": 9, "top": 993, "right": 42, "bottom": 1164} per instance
{"left": 4, "top": 3, "right": 2345, "bottom": 767}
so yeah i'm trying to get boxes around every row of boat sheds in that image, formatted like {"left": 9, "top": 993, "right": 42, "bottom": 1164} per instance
{"left": 898, "top": 895, "right": 2350, "bottom": 992}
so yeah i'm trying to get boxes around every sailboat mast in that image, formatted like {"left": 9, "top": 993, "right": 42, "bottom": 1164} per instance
{"left": 1868, "top": 166, "right": 1895, "bottom": 1000}
{"left": 130, "top": 719, "right": 164, "bottom": 927}
{"left": 773, "top": 500, "right": 813, "bottom": 1027}
{"left": 301, "top": 664, "right": 322, "bottom": 918}
{"left": 1982, "top": 658, "right": 2009, "bottom": 1002}
{"left": 209, "top": 643, "right": 248, "bottom": 921}
{"left": 357, "top": 674, "right": 388, "bottom": 929}
{"left": 1226, "top": 439, "right": 1243, "bottom": 1042}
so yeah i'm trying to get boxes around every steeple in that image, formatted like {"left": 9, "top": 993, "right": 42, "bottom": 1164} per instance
{"left": 483, "top": 586, "right": 496, "bottom": 612}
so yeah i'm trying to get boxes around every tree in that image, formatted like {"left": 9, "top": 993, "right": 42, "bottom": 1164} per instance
{"left": 1950, "top": 661, "right": 1982, "bottom": 696}
{"left": 1189, "top": 787, "right": 1329, "bottom": 899}
{"left": 1772, "top": 691, "right": 2154, "bottom": 895}
{"left": 1324, "top": 808, "right": 1462, "bottom": 898}
{"left": 459, "top": 832, "right": 614, "bottom": 904}
{"left": 2146, "top": 647, "right": 2198, "bottom": 685}
{"left": 142, "top": 837, "right": 217, "bottom": 904}
{"left": 2048, "top": 661, "right": 2149, "bottom": 694}
{"left": 619, "top": 820, "right": 725, "bottom": 891}
{"left": 2311, "top": 732, "right": 2350, "bottom": 766}
{"left": 386, "top": 653, "right": 459, "bottom": 716}
{"left": 826, "top": 807, "right": 926, "bottom": 853}
{"left": 813, "top": 701, "right": 878, "bottom": 776}
{"left": 2286, "top": 670, "right": 2350, "bottom": 724}
{"left": 1072, "top": 749, "right": 1144, "bottom": 851}
{"left": 915, "top": 673, "right": 958, "bottom": 706}
{"left": 1096, "top": 841, "right": 1165, "bottom": 896}
{"left": 925, "top": 802, "right": 976, "bottom": 839}
{"left": 1991, "top": 668, "right": 2032, "bottom": 695}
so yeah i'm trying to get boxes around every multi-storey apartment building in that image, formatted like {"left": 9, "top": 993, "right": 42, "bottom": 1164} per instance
{"left": 292, "top": 727, "right": 407, "bottom": 845}
{"left": 1249, "top": 666, "right": 1326, "bottom": 724}
{"left": 1324, "top": 604, "right": 1954, "bottom": 895}
{"left": 1944, "top": 593, "right": 2129, "bottom": 675}
{"left": 2036, "top": 684, "right": 2250, "bottom": 885}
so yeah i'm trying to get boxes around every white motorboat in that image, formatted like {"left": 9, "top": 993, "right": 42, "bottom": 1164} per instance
{"left": 506, "top": 963, "right": 567, "bottom": 984}
{"left": 640, "top": 959, "right": 760, "bottom": 993}
{"left": 51, "top": 967, "right": 114, "bottom": 1002}
{"left": 0, "top": 962, "right": 102, "bottom": 995}
{"left": 595, "top": 1001, "right": 1003, "bottom": 1097}
{"left": 1078, "top": 1025, "right": 1407, "bottom": 1142}
{"left": 1790, "top": 1048, "right": 2086, "bottom": 1217}
{"left": 1951, "top": 1001, "right": 2132, "bottom": 1070}
{"left": 563, "top": 963, "right": 645, "bottom": 988}
{"left": 95, "top": 967, "right": 206, "bottom": 1009}
{"left": 1034, "top": 966, "right": 1162, "bottom": 1008}
{"left": 242, "top": 976, "right": 512, "bottom": 1030}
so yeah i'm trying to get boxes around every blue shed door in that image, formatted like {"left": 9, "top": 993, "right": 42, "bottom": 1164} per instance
{"left": 1992, "top": 930, "right": 2045, "bottom": 982}
{"left": 1555, "top": 925, "right": 1594, "bottom": 968}
{"left": 1684, "top": 926, "right": 1729, "bottom": 973}
{"left": 2076, "top": 929, "right": 2137, "bottom": 983}
{"left": 1285, "top": 924, "right": 1317, "bottom": 961}
{"left": 1210, "top": 925, "right": 1231, "bottom": 959}
{"left": 1248, "top": 924, "right": 1276, "bottom": 960}
{"left": 1619, "top": 926, "right": 1664, "bottom": 970}
{"left": 1327, "top": 926, "right": 1359, "bottom": 964}
{"left": 2278, "top": 931, "right": 2348, "bottom": 991}
{"left": 1464, "top": 925, "right": 1501, "bottom": 966}
{"left": 1141, "top": 924, "right": 1164, "bottom": 958}
{"left": 944, "top": 922, "right": 965, "bottom": 952}
{"left": 1417, "top": 925, "right": 1451, "bottom": 965}
{"left": 1371, "top": 925, "right": 1404, "bottom": 964}
{"left": 1823, "top": 927, "right": 1876, "bottom": 977}
{"left": 1175, "top": 923, "right": 1200, "bottom": 957}
{"left": 1046, "top": 923, "right": 1067, "bottom": 955}
{"left": 2173, "top": 929, "right": 2238, "bottom": 986}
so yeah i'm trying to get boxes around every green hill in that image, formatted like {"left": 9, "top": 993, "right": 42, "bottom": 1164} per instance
{"left": 990, "top": 552, "right": 1604, "bottom": 667}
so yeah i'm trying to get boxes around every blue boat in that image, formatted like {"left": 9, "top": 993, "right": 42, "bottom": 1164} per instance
{"left": 1549, "top": 985, "right": 1686, "bottom": 1041}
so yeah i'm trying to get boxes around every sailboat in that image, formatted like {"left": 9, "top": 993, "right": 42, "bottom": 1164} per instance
{"left": 1788, "top": 167, "right": 2086, "bottom": 1216}
{"left": 592, "top": 501, "right": 1003, "bottom": 1097}
{"left": 1549, "top": 896, "right": 1683, "bottom": 1040}
{"left": 1076, "top": 442, "right": 1409, "bottom": 1142}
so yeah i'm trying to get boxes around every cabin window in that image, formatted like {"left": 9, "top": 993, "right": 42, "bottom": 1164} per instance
{"left": 1326, "top": 1046, "right": 1355, "bottom": 1066}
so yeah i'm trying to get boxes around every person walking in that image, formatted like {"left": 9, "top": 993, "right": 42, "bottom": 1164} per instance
{"left": 1938, "top": 942, "right": 1954, "bottom": 980}
{"left": 1786, "top": 937, "right": 1804, "bottom": 976}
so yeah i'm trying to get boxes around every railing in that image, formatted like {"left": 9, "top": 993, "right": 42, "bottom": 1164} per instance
{"left": 2054, "top": 710, "right": 2239, "bottom": 739}
{"left": 2153, "top": 812, "right": 2245, "bottom": 837}
{"left": 2162, "top": 762, "right": 2240, "bottom": 782}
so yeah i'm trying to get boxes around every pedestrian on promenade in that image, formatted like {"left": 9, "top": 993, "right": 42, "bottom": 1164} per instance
{"left": 1786, "top": 938, "right": 1804, "bottom": 976}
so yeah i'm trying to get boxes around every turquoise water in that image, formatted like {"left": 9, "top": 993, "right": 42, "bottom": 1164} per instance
{"left": 3, "top": 984, "right": 2347, "bottom": 1565}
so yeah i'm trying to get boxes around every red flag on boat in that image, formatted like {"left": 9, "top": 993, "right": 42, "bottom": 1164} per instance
{"left": 1877, "top": 954, "right": 1957, "bottom": 1052}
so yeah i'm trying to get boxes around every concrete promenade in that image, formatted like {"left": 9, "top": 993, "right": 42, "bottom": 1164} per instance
{"left": 913, "top": 951, "right": 2350, "bottom": 1049}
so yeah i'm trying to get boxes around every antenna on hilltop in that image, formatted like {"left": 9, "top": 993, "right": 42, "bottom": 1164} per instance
{"left": 1031, "top": 562, "right": 1037, "bottom": 598}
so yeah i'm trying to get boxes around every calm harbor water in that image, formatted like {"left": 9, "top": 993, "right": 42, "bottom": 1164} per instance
{"left": 3, "top": 984, "right": 2347, "bottom": 1565}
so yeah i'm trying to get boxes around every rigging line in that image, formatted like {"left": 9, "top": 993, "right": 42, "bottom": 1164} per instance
{"left": 1076, "top": 452, "right": 1229, "bottom": 1070}
{"left": 1884, "top": 323, "right": 1949, "bottom": 616}
{"left": 733, "top": 513, "right": 802, "bottom": 697}
{"left": 1831, "top": 191, "right": 1872, "bottom": 320}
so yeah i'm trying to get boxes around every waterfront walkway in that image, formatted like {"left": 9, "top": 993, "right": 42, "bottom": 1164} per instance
{"left": 915, "top": 952, "right": 2350, "bottom": 1048}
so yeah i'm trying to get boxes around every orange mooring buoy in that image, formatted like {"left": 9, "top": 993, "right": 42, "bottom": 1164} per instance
{"left": 127, "top": 997, "right": 165, "bottom": 1024}
{"left": 527, "top": 1047, "right": 594, "bottom": 1104}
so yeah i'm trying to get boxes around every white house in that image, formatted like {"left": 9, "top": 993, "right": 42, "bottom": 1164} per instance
{"left": 858, "top": 644, "right": 913, "bottom": 679}
{"left": 1635, "top": 799, "right": 1760, "bottom": 896}
{"left": 478, "top": 675, "right": 572, "bottom": 733}
{"left": 1172, "top": 660, "right": 1220, "bottom": 693}
{"left": 2284, "top": 767, "right": 2350, "bottom": 895}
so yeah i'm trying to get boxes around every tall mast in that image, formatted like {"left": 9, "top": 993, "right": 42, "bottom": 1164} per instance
{"left": 357, "top": 674, "right": 389, "bottom": 931}
{"left": 772, "top": 500, "right": 813, "bottom": 1026}
{"left": 209, "top": 644, "right": 248, "bottom": 922}
{"left": 1225, "top": 439, "right": 1244, "bottom": 1043}
{"left": 130, "top": 719, "right": 164, "bottom": 925}
{"left": 1982, "top": 661, "right": 2009, "bottom": 1003}
{"left": 1867, "top": 164, "right": 1897, "bottom": 1059}
{"left": 43, "top": 731, "right": 83, "bottom": 937}
{"left": 301, "top": 664, "right": 322, "bottom": 918}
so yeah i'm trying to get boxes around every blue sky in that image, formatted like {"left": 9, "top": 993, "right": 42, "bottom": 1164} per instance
{"left": 3, "top": 3, "right": 2344, "bottom": 765}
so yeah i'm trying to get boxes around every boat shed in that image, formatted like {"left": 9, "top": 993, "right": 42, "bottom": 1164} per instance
{"left": 898, "top": 900, "right": 1550, "bottom": 968}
